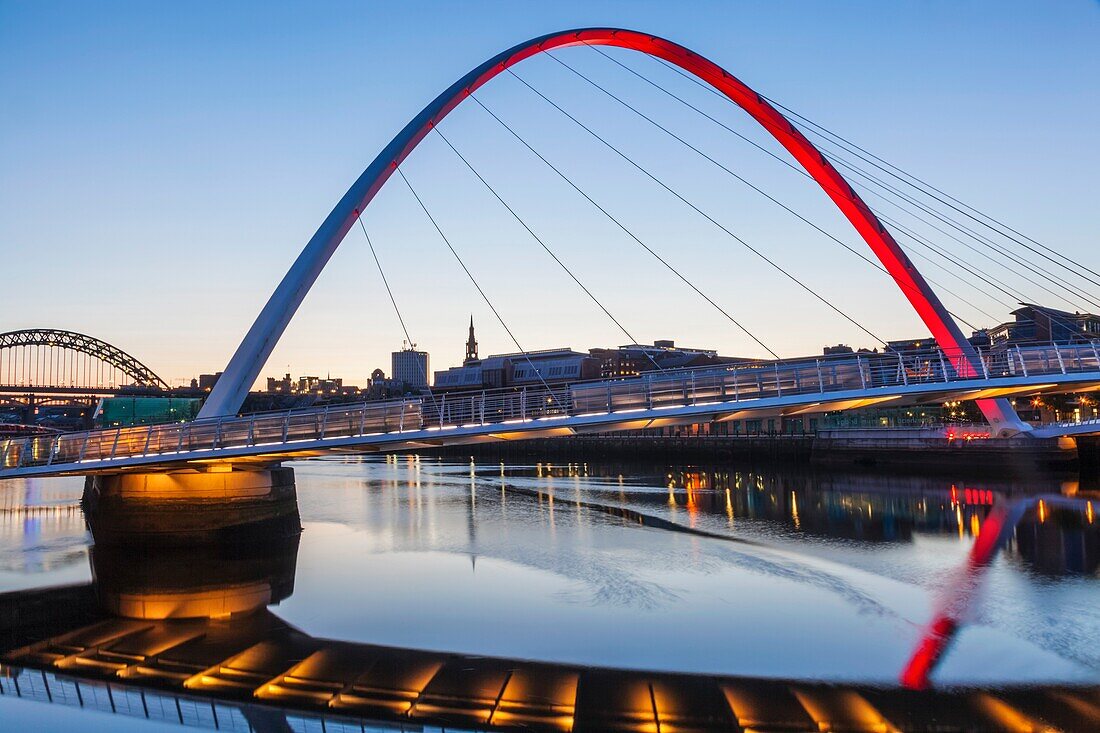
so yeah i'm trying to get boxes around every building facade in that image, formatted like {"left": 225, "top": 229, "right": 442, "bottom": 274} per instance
{"left": 434, "top": 348, "right": 600, "bottom": 392}
{"left": 392, "top": 347, "right": 430, "bottom": 389}
{"left": 988, "top": 303, "right": 1100, "bottom": 347}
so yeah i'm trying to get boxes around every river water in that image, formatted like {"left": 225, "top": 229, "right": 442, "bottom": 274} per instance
{"left": 1, "top": 455, "right": 1098, "bottom": 729}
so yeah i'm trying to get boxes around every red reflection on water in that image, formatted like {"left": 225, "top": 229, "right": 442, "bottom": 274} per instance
{"left": 900, "top": 494, "right": 1087, "bottom": 689}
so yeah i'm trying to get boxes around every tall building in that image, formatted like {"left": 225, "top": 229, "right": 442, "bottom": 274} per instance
{"left": 465, "top": 316, "right": 478, "bottom": 364}
{"left": 392, "top": 346, "right": 430, "bottom": 389}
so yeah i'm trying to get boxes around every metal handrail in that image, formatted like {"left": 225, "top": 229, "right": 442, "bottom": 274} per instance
{"left": 3, "top": 341, "right": 1099, "bottom": 472}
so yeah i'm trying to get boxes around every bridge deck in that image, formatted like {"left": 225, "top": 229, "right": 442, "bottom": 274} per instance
{"left": 3, "top": 343, "right": 1100, "bottom": 478}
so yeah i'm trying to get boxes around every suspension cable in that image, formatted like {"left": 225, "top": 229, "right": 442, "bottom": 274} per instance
{"left": 824, "top": 150, "right": 1100, "bottom": 309}
{"left": 883, "top": 218, "right": 1100, "bottom": 342}
{"left": 353, "top": 214, "right": 438, "bottom": 406}
{"left": 429, "top": 125, "right": 665, "bottom": 372}
{"left": 588, "top": 45, "right": 1099, "bottom": 311}
{"left": 467, "top": 93, "right": 780, "bottom": 360}
{"left": 839, "top": 161, "right": 1093, "bottom": 312}
{"left": 642, "top": 51, "right": 1100, "bottom": 291}
{"left": 505, "top": 66, "right": 889, "bottom": 349}
{"left": 586, "top": 46, "right": 1087, "bottom": 335}
{"left": 760, "top": 94, "right": 1100, "bottom": 285}
{"left": 645, "top": 51, "right": 1098, "bottom": 287}
{"left": 395, "top": 166, "right": 566, "bottom": 406}
{"left": 551, "top": 49, "right": 989, "bottom": 332}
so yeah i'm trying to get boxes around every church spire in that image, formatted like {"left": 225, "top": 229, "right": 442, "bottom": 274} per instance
{"left": 464, "top": 315, "right": 478, "bottom": 364}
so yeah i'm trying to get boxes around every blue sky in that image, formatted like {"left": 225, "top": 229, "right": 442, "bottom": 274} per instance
{"left": 2, "top": 1, "right": 1097, "bottom": 387}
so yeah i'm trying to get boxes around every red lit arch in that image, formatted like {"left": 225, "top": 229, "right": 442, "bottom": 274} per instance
{"left": 200, "top": 28, "right": 1025, "bottom": 434}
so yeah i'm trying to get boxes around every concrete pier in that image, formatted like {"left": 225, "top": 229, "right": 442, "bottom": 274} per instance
{"left": 82, "top": 466, "right": 301, "bottom": 546}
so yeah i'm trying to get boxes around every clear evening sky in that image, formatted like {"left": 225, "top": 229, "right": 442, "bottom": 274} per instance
{"left": 2, "top": 1, "right": 1097, "bottom": 387}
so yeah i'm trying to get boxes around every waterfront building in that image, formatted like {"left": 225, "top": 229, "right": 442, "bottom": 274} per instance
{"left": 988, "top": 303, "right": 1100, "bottom": 346}
{"left": 434, "top": 348, "right": 600, "bottom": 392}
{"left": 588, "top": 340, "right": 746, "bottom": 378}
{"left": 94, "top": 396, "right": 202, "bottom": 428}
{"left": 392, "top": 346, "right": 430, "bottom": 389}
{"left": 886, "top": 331, "right": 991, "bottom": 354}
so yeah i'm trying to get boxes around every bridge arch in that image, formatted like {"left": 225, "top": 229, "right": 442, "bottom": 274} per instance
{"left": 199, "top": 27, "right": 1026, "bottom": 434}
{"left": 0, "top": 329, "right": 168, "bottom": 390}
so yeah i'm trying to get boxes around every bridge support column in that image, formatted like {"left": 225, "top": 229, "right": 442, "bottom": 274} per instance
{"left": 82, "top": 466, "right": 300, "bottom": 546}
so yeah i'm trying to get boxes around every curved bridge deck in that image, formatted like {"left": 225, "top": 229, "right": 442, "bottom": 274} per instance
{"left": 3, "top": 343, "right": 1100, "bottom": 479}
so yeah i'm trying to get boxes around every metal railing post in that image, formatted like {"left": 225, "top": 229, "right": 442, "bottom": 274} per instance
{"left": 319, "top": 405, "right": 330, "bottom": 440}
{"left": 978, "top": 347, "right": 989, "bottom": 379}
{"left": 108, "top": 429, "right": 121, "bottom": 460}
{"left": 359, "top": 404, "right": 368, "bottom": 435}
{"left": 936, "top": 351, "right": 949, "bottom": 382}
{"left": 815, "top": 359, "right": 824, "bottom": 393}
{"left": 142, "top": 426, "right": 153, "bottom": 455}
{"left": 16, "top": 438, "right": 30, "bottom": 468}
{"left": 857, "top": 356, "right": 867, "bottom": 389}
{"left": 281, "top": 412, "right": 290, "bottom": 443}
{"left": 1054, "top": 344, "right": 1066, "bottom": 374}
{"left": 774, "top": 363, "right": 782, "bottom": 397}
{"left": 47, "top": 436, "right": 59, "bottom": 466}
{"left": 248, "top": 415, "right": 256, "bottom": 445}
{"left": 897, "top": 353, "right": 908, "bottom": 386}
{"left": 1016, "top": 345, "right": 1028, "bottom": 377}
{"left": 439, "top": 394, "right": 446, "bottom": 428}
{"left": 480, "top": 391, "right": 486, "bottom": 424}
{"left": 1091, "top": 341, "right": 1100, "bottom": 370}
{"left": 0, "top": 440, "right": 10, "bottom": 468}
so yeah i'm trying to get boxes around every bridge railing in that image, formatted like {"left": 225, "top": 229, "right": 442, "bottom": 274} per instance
{"left": 2, "top": 341, "right": 1099, "bottom": 473}
{"left": 0, "top": 398, "right": 424, "bottom": 471}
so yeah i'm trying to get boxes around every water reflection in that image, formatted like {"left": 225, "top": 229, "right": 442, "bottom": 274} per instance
{"left": 2, "top": 528, "right": 1098, "bottom": 732}
{"left": 1, "top": 457, "right": 1100, "bottom": 731}
{"left": 513, "top": 460, "right": 1098, "bottom": 574}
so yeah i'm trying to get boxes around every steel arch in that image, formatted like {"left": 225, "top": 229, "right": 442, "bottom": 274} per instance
{"left": 0, "top": 329, "right": 168, "bottom": 389}
{"left": 199, "top": 27, "right": 1026, "bottom": 434}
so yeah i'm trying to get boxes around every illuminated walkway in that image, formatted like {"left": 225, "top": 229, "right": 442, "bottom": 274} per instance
{"left": 3, "top": 342, "right": 1100, "bottom": 479}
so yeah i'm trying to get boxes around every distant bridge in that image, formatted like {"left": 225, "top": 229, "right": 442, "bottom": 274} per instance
{"left": 0, "top": 328, "right": 168, "bottom": 394}
{"left": 3, "top": 342, "right": 1099, "bottom": 479}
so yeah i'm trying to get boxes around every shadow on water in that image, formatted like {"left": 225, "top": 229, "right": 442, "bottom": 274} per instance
{"left": 2, "top": 458, "right": 1099, "bottom": 730}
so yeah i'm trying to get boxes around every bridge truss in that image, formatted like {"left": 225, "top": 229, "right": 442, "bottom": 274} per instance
{"left": 0, "top": 329, "right": 168, "bottom": 392}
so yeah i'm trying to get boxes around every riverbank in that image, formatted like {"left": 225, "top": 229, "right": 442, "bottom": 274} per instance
{"left": 429, "top": 429, "right": 1095, "bottom": 477}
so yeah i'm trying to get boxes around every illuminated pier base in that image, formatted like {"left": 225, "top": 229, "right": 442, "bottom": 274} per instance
{"left": 82, "top": 466, "right": 300, "bottom": 546}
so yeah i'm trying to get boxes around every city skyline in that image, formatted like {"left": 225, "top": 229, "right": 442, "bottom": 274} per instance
{"left": 2, "top": 2, "right": 1097, "bottom": 389}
